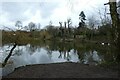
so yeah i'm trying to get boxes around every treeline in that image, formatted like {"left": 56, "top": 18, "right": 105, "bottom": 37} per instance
{"left": 2, "top": 1, "right": 120, "bottom": 44}
{"left": 2, "top": 22, "right": 113, "bottom": 44}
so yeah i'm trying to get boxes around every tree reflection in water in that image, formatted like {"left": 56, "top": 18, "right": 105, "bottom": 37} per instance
{"left": 80, "top": 50, "right": 102, "bottom": 65}
{"left": 13, "top": 46, "right": 23, "bottom": 56}
{"left": 25, "top": 44, "right": 38, "bottom": 55}
{"left": 58, "top": 49, "right": 71, "bottom": 61}
{"left": 1, "top": 40, "right": 119, "bottom": 77}
{"left": 46, "top": 45, "right": 52, "bottom": 59}
{"left": 1, "top": 41, "right": 119, "bottom": 68}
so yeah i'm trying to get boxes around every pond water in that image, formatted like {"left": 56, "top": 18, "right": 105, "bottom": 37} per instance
{"left": 0, "top": 41, "right": 118, "bottom": 76}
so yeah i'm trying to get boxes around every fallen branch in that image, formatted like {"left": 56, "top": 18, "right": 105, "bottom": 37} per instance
{"left": 2, "top": 43, "right": 17, "bottom": 67}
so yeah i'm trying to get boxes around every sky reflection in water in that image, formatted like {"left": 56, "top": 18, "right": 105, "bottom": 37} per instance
{"left": 0, "top": 44, "right": 102, "bottom": 76}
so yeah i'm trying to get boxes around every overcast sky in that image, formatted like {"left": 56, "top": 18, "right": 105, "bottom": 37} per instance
{"left": 0, "top": 0, "right": 112, "bottom": 30}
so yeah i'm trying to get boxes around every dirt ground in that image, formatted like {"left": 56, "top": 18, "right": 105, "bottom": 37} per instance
{"left": 2, "top": 62, "right": 119, "bottom": 78}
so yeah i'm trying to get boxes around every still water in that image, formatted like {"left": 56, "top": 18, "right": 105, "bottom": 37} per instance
{"left": 0, "top": 41, "right": 117, "bottom": 76}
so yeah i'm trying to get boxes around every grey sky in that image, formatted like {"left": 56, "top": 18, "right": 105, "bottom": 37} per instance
{"left": 0, "top": 0, "right": 114, "bottom": 30}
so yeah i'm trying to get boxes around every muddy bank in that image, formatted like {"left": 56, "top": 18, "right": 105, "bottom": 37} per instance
{"left": 2, "top": 62, "right": 119, "bottom": 78}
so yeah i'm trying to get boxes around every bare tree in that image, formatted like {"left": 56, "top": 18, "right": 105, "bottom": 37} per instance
{"left": 2, "top": 20, "right": 27, "bottom": 67}
{"left": 64, "top": 22, "right": 67, "bottom": 28}
{"left": 67, "top": 18, "right": 72, "bottom": 29}
{"left": 87, "top": 16, "right": 98, "bottom": 40}
{"left": 28, "top": 22, "right": 36, "bottom": 32}
{"left": 15, "top": 21, "right": 22, "bottom": 30}
{"left": 67, "top": 18, "right": 72, "bottom": 35}
{"left": 49, "top": 21, "right": 53, "bottom": 26}
{"left": 37, "top": 23, "right": 41, "bottom": 31}
{"left": 98, "top": 7, "right": 111, "bottom": 26}
{"left": 88, "top": 16, "right": 97, "bottom": 30}
{"left": 59, "top": 22, "right": 63, "bottom": 28}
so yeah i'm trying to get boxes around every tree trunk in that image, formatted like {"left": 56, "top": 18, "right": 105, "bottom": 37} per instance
{"left": 109, "top": 0, "right": 120, "bottom": 62}
{"left": 109, "top": 0, "right": 120, "bottom": 45}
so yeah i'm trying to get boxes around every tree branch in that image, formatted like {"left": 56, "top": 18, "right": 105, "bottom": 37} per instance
{"left": 2, "top": 43, "right": 17, "bottom": 67}
{"left": 104, "top": 2, "right": 110, "bottom": 5}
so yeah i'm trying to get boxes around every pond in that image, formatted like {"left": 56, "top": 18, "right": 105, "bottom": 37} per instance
{"left": 0, "top": 41, "right": 118, "bottom": 76}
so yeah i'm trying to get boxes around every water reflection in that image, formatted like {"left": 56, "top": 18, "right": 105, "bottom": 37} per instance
{"left": 0, "top": 41, "right": 118, "bottom": 76}
{"left": 58, "top": 50, "right": 71, "bottom": 61}
{"left": 81, "top": 51, "right": 102, "bottom": 65}
{"left": 1, "top": 45, "right": 80, "bottom": 76}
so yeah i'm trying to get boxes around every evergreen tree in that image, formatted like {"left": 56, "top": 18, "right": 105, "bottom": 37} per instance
{"left": 79, "top": 11, "right": 86, "bottom": 28}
